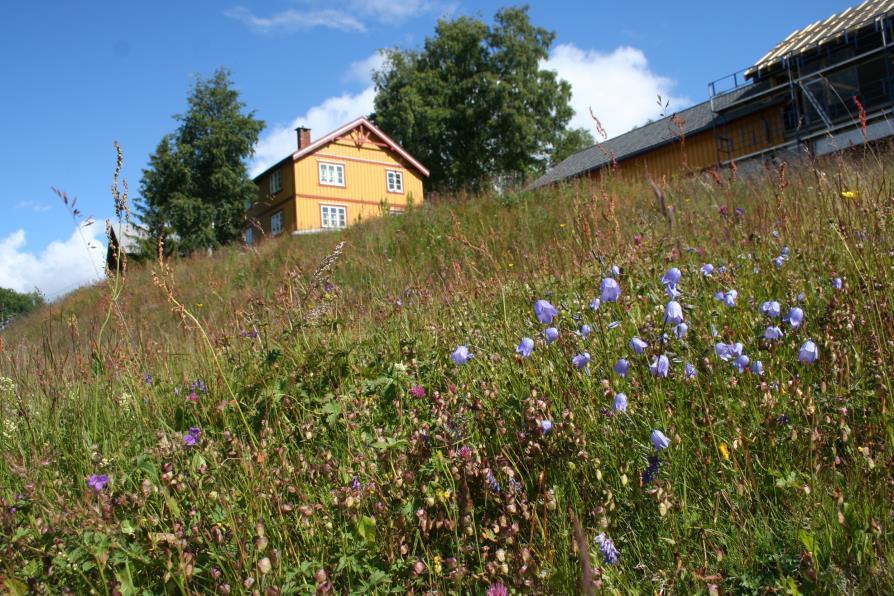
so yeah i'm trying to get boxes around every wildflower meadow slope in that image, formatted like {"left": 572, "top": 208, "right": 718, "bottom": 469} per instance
{"left": 1, "top": 151, "right": 893, "bottom": 593}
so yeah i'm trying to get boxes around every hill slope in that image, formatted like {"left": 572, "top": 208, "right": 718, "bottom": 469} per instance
{"left": 2, "top": 153, "right": 893, "bottom": 592}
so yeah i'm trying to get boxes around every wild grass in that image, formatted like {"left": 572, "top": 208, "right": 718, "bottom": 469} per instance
{"left": 1, "top": 148, "right": 893, "bottom": 593}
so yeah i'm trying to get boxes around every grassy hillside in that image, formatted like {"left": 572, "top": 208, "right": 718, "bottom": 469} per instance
{"left": 2, "top": 151, "right": 893, "bottom": 593}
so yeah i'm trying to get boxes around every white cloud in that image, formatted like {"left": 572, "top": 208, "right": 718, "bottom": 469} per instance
{"left": 544, "top": 44, "right": 690, "bottom": 139}
{"left": 343, "top": 52, "right": 386, "bottom": 85}
{"left": 0, "top": 223, "right": 106, "bottom": 301}
{"left": 224, "top": 6, "right": 366, "bottom": 33}
{"left": 225, "top": 1, "right": 439, "bottom": 34}
{"left": 17, "top": 200, "right": 52, "bottom": 213}
{"left": 251, "top": 61, "right": 377, "bottom": 176}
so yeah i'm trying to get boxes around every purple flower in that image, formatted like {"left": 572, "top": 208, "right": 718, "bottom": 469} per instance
{"left": 666, "top": 284, "right": 681, "bottom": 299}
{"left": 714, "top": 291, "right": 725, "bottom": 302}
{"left": 595, "top": 532, "right": 620, "bottom": 565}
{"left": 613, "top": 392, "right": 628, "bottom": 413}
{"left": 684, "top": 362, "right": 697, "bottom": 379}
{"left": 674, "top": 322, "right": 688, "bottom": 339}
{"left": 534, "top": 299, "right": 558, "bottom": 324}
{"left": 540, "top": 419, "right": 554, "bottom": 434}
{"left": 543, "top": 327, "right": 559, "bottom": 343}
{"left": 629, "top": 337, "right": 648, "bottom": 354}
{"left": 144, "top": 372, "right": 154, "bottom": 385}
{"left": 664, "top": 300, "right": 683, "bottom": 325}
{"left": 760, "top": 301, "right": 781, "bottom": 319}
{"left": 773, "top": 255, "right": 786, "bottom": 268}
{"left": 781, "top": 246, "right": 790, "bottom": 258}
{"left": 614, "top": 358, "right": 630, "bottom": 377}
{"left": 764, "top": 326, "right": 783, "bottom": 340}
{"left": 610, "top": 264, "right": 621, "bottom": 277}
{"left": 572, "top": 352, "right": 591, "bottom": 369}
{"left": 784, "top": 307, "right": 804, "bottom": 328}
{"left": 735, "top": 207, "right": 745, "bottom": 216}
{"left": 516, "top": 337, "right": 534, "bottom": 358}
{"left": 734, "top": 354, "right": 750, "bottom": 373}
{"left": 715, "top": 342, "right": 744, "bottom": 362}
{"left": 87, "top": 474, "right": 109, "bottom": 492}
{"left": 579, "top": 324, "right": 591, "bottom": 339}
{"left": 701, "top": 263, "right": 714, "bottom": 277}
{"left": 409, "top": 385, "right": 426, "bottom": 398}
{"left": 723, "top": 290, "right": 738, "bottom": 307}
{"left": 486, "top": 471, "right": 501, "bottom": 493}
{"left": 589, "top": 297, "right": 601, "bottom": 311}
{"left": 643, "top": 455, "right": 660, "bottom": 484}
{"left": 487, "top": 583, "right": 509, "bottom": 596}
{"left": 799, "top": 340, "right": 819, "bottom": 364}
{"left": 832, "top": 277, "right": 843, "bottom": 290}
{"left": 183, "top": 427, "right": 201, "bottom": 447}
{"left": 651, "top": 430, "right": 670, "bottom": 450}
{"left": 601, "top": 278, "right": 621, "bottom": 303}
{"left": 751, "top": 360, "right": 764, "bottom": 375}
{"left": 451, "top": 345, "right": 473, "bottom": 365}
{"left": 649, "top": 354, "right": 669, "bottom": 377}
{"left": 661, "top": 267, "right": 682, "bottom": 287}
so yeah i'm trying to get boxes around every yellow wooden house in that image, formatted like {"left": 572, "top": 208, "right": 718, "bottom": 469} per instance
{"left": 245, "top": 117, "right": 428, "bottom": 242}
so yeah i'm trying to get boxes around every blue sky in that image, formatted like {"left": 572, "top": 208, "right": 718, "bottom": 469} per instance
{"left": 1, "top": 0, "right": 852, "bottom": 299}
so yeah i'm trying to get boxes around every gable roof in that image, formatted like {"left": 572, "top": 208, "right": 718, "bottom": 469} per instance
{"left": 752, "top": 0, "right": 894, "bottom": 73}
{"left": 530, "top": 85, "right": 753, "bottom": 188}
{"left": 106, "top": 221, "right": 147, "bottom": 254}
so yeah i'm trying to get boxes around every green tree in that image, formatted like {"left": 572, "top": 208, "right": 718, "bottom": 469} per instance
{"left": 372, "top": 6, "right": 576, "bottom": 192}
{"left": 0, "top": 287, "right": 44, "bottom": 327}
{"left": 136, "top": 68, "right": 264, "bottom": 253}
{"left": 550, "top": 127, "right": 595, "bottom": 166}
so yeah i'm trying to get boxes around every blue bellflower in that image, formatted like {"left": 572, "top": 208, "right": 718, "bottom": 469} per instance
{"left": 572, "top": 352, "right": 591, "bottom": 369}
{"left": 613, "top": 392, "right": 628, "bottom": 412}
{"left": 544, "top": 327, "right": 559, "bottom": 343}
{"left": 664, "top": 300, "right": 683, "bottom": 325}
{"left": 799, "top": 340, "right": 819, "bottom": 364}
{"left": 661, "top": 267, "right": 682, "bottom": 286}
{"left": 534, "top": 300, "right": 558, "bottom": 325}
{"left": 760, "top": 300, "right": 781, "bottom": 319}
{"left": 784, "top": 307, "right": 804, "bottom": 328}
{"left": 764, "top": 326, "right": 783, "bottom": 340}
{"left": 516, "top": 337, "right": 534, "bottom": 358}
{"left": 650, "top": 354, "right": 670, "bottom": 377}
{"left": 579, "top": 324, "right": 591, "bottom": 339}
{"left": 595, "top": 533, "right": 620, "bottom": 565}
{"left": 601, "top": 278, "right": 621, "bottom": 303}
{"left": 674, "top": 322, "right": 688, "bottom": 339}
{"left": 701, "top": 263, "right": 714, "bottom": 276}
{"left": 629, "top": 337, "right": 648, "bottom": 354}
{"left": 451, "top": 345, "right": 473, "bottom": 365}
{"left": 614, "top": 358, "right": 630, "bottom": 377}
{"left": 684, "top": 363, "right": 697, "bottom": 379}
{"left": 651, "top": 430, "right": 670, "bottom": 450}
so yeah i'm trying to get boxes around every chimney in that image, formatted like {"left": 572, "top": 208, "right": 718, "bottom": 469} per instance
{"left": 296, "top": 127, "right": 312, "bottom": 150}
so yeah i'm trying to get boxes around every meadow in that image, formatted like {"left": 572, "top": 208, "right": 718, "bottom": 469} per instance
{"left": 1, "top": 148, "right": 893, "bottom": 593}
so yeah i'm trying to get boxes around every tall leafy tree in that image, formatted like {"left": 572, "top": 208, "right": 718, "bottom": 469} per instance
{"left": 0, "top": 287, "right": 44, "bottom": 327}
{"left": 372, "top": 6, "right": 580, "bottom": 191}
{"left": 136, "top": 68, "right": 264, "bottom": 253}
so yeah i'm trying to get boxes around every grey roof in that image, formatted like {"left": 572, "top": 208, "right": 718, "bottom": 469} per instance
{"left": 752, "top": 0, "right": 894, "bottom": 73}
{"left": 107, "top": 221, "right": 147, "bottom": 253}
{"left": 530, "top": 86, "right": 753, "bottom": 188}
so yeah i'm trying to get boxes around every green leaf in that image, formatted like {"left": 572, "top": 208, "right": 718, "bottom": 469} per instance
{"left": 356, "top": 516, "right": 376, "bottom": 543}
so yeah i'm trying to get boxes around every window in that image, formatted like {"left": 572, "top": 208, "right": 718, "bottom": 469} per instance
{"left": 321, "top": 205, "right": 347, "bottom": 229}
{"left": 269, "top": 170, "right": 282, "bottom": 195}
{"left": 318, "top": 162, "right": 345, "bottom": 187}
{"left": 244, "top": 228, "right": 254, "bottom": 245}
{"left": 386, "top": 170, "right": 404, "bottom": 193}
{"left": 271, "top": 210, "right": 283, "bottom": 235}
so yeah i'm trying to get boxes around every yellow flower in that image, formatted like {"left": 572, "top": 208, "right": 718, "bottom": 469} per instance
{"left": 433, "top": 555, "right": 442, "bottom": 575}
{"left": 719, "top": 443, "right": 730, "bottom": 461}
{"left": 840, "top": 190, "right": 858, "bottom": 200}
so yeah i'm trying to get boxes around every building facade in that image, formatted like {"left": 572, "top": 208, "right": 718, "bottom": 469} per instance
{"left": 532, "top": 0, "right": 894, "bottom": 188}
{"left": 246, "top": 117, "right": 428, "bottom": 242}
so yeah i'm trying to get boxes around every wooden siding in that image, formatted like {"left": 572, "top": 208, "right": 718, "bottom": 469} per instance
{"left": 292, "top": 132, "right": 424, "bottom": 232}
{"left": 592, "top": 106, "right": 785, "bottom": 181}
{"left": 250, "top": 161, "right": 297, "bottom": 235}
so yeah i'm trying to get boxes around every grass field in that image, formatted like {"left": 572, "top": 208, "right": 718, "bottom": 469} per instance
{"left": 1, "top": 149, "right": 893, "bottom": 593}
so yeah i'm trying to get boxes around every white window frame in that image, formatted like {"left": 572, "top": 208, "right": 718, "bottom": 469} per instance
{"left": 318, "top": 162, "right": 345, "bottom": 187}
{"left": 269, "top": 170, "right": 282, "bottom": 195}
{"left": 386, "top": 169, "right": 404, "bottom": 194}
{"left": 271, "top": 210, "right": 284, "bottom": 236}
{"left": 320, "top": 204, "right": 347, "bottom": 230}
